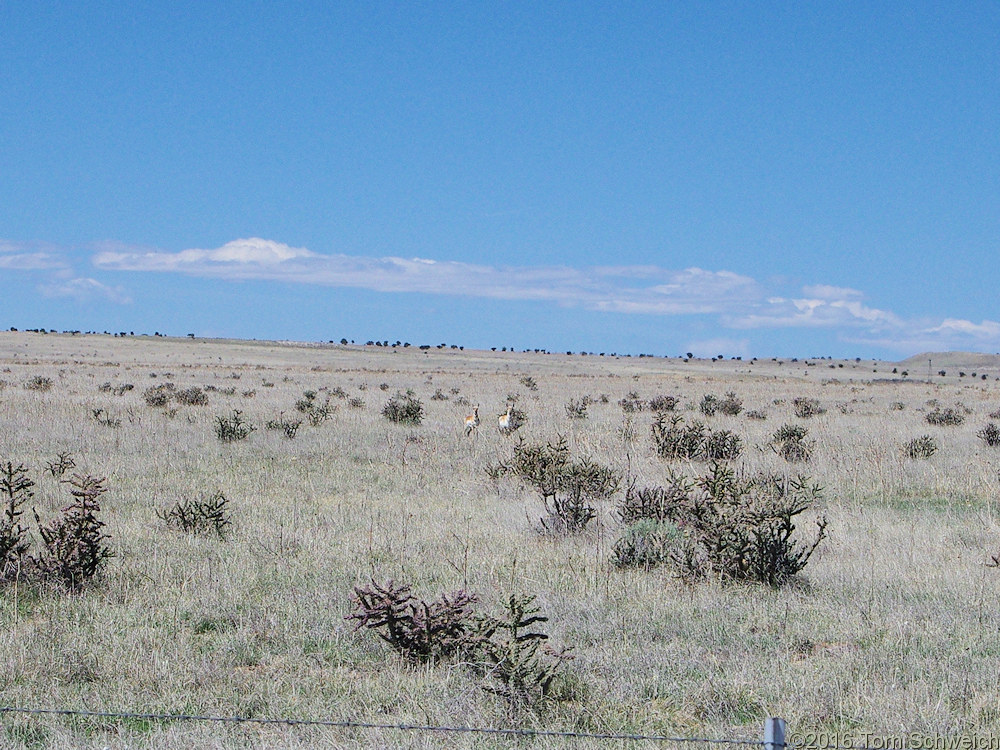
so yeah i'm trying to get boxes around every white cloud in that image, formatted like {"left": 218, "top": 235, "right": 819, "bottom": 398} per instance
{"left": 40, "top": 277, "right": 132, "bottom": 305}
{"left": 93, "top": 239, "right": 761, "bottom": 315}
{"left": 90, "top": 237, "right": 1000, "bottom": 354}
{"left": 0, "top": 239, "right": 67, "bottom": 270}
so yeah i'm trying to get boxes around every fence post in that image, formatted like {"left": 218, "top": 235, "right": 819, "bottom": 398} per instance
{"left": 764, "top": 717, "right": 787, "bottom": 750}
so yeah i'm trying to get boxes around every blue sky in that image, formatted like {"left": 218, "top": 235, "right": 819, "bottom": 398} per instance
{"left": 2, "top": 2, "right": 997, "bottom": 358}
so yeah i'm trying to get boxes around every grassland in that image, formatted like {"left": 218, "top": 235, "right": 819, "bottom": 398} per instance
{"left": 2, "top": 331, "right": 1000, "bottom": 748}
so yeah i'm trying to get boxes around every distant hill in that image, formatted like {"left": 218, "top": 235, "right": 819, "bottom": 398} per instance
{"left": 898, "top": 351, "right": 1000, "bottom": 370}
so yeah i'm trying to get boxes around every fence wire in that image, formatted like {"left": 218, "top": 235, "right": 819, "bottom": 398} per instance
{"left": 0, "top": 705, "right": 769, "bottom": 746}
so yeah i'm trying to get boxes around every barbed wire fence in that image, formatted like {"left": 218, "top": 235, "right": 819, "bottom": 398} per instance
{"left": 0, "top": 705, "right": 786, "bottom": 747}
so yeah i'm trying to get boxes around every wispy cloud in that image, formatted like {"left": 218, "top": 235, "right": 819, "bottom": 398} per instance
{"left": 93, "top": 238, "right": 760, "bottom": 315}
{"left": 91, "top": 237, "right": 1000, "bottom": 353}
{"left": 0, "top": 240, "right": 67, "bottom": 270}
{"left": 40, "top": 277, "right": 132, "bottom": 304}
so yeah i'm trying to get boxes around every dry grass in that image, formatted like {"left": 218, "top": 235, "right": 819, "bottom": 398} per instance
{"left": 1, "top": 333, "right": 1000, "bottom": 747}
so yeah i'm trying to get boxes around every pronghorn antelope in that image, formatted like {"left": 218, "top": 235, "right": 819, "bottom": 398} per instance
{"left": 497, "top": 403, "right": 514, "bottom": 434}
{"left": 464, "top": 405, "right": 480, "bottom": 436}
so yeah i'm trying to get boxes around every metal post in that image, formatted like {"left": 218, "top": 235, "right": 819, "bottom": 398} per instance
{"left": 764, "top": 717, "right": 787, "bottom": 750}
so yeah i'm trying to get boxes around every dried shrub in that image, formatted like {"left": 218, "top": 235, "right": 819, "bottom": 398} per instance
{"left": 718, "top": 392, "right": 743, "bottom": 416}
{"left": 0, "top": 462, "right": 33, "bottom": 583}
{"left": 648, "top": 395, "right": 680, "bottom": 413}
{"left": 347, "top": 580, "right": 480, "bottom": 663}
{"left": 23, "top": 376, "right": 53, "bottom": 392}
{"left": 91, "top": 408, "right": 121, "bottom": 428}
{"left": 174, "top": 387, "right": 209, "bottom": 406}
{"left": 745, "top": 410, "right": 767, "bottom": 420}
{"left": 771, "top": 423, "right": 814, "bottom": 462}
{"left": 382, "top": 391, "right": 424, "bottom": 425}
{"left": 348, "top": 584, "right": 571, "bottom": 709}
{"left": 792, "top": 397, "right": 825, "bottom": 418}
{"left": 904, "top": 435, "right": 938, "bottom": 459}
{"left": 98, "top": 382, "right": 133, "bottom": 396}
{"left": 890, "top": 402, "right": 906, "bottom": 411}
{"left": 926, "top": 407, "right": 966, "bottom": 426}
{"left": 977, "top": 423, "right": 1000, "bottom": 448}
{"left": 520, "top": 376, "right": 538, "bottom": 391}
{"left": 33, "top": 474, "right": 113, "bottom": 591}
{"left": 144, "top": 383, "right": 176, "bottom": 407}
{"left": 214, "top": 410, "right": 255, "bottom": 442}
{"left": 348, "top": 397, "right": 365, "bottom": 409}
{"left": 430, "top": 388, "right": 449, "bottom": 401}
{"left": 46, "top": 452, "right": 76, "bottom": 477}
{"left": 157, "top": 492, "right": 231, "bottom": 538}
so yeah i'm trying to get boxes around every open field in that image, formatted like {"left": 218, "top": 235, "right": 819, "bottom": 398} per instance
{"left": 2, "top": 332, "right": 1000, "bottom": 748}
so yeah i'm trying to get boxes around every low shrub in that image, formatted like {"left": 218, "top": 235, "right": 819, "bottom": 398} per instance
{"left": 904, "top": 435, "right": 938, "bottom": 459}
{"left": 144, "top": 383, "right": 176, "bottom": 407}
{"left": 771, "top": 423, "right": 814, "bottom": 462}
{"left": 215, "top": 410, "right": 255, "bottom": 442}
{"left": 643, "top": 463, "right": 827, "bottom": 586}
{"left": 157, "top": 492, "right": 231, "bottom": 538}
{"left": 347, "top": 583, "right": 572, "bottom": 708}
{"left": 978, "top": 423, "right": 1000, "bottom": 448}
{"left": 648, "top": 395, "right": 679, "bottom": 413}
{"left": 23, "top": 376, "right": 53, "bottom": 392}
{"left": 33, "top": 474, "right": 114, "bottom": 591}
{"left": 699, "top": 394, "right": 719, "bottom": 416}
{"left": 347, "top": 580, "right": 480, "bottom": 663}
{"left": 564, "top": 398, "right": 588, "bottom": 420}
{"left": 382, "top": 391, "right": 424, "bottom": 425}
{"left": 702, "top": 429, "right": 744, "bottom": 461}
{"left": 652, "top": 414, "right": 706, "bottom": 460}
{"left": 718, "top": 391, "right": 743, "bottom": 416}
{"left": 925, "top": 407, "right": 965, "bottom": 426}
{"left": 265, "top": 414, "right": 302, "bottom": 439}
{"left": 0, "top": 462, "right": 33, "bottom": 583}
{"left": 174, "top": 386, "right": 209, "bottom": 406}
{"left": 792, "top": 397, "right": 825, "bottom": 418}
{"left": 295, "top": 390, "right": 335, "bottom": 425}
{"left": 493, "top": 436, "right": 620, "bottom": 533}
